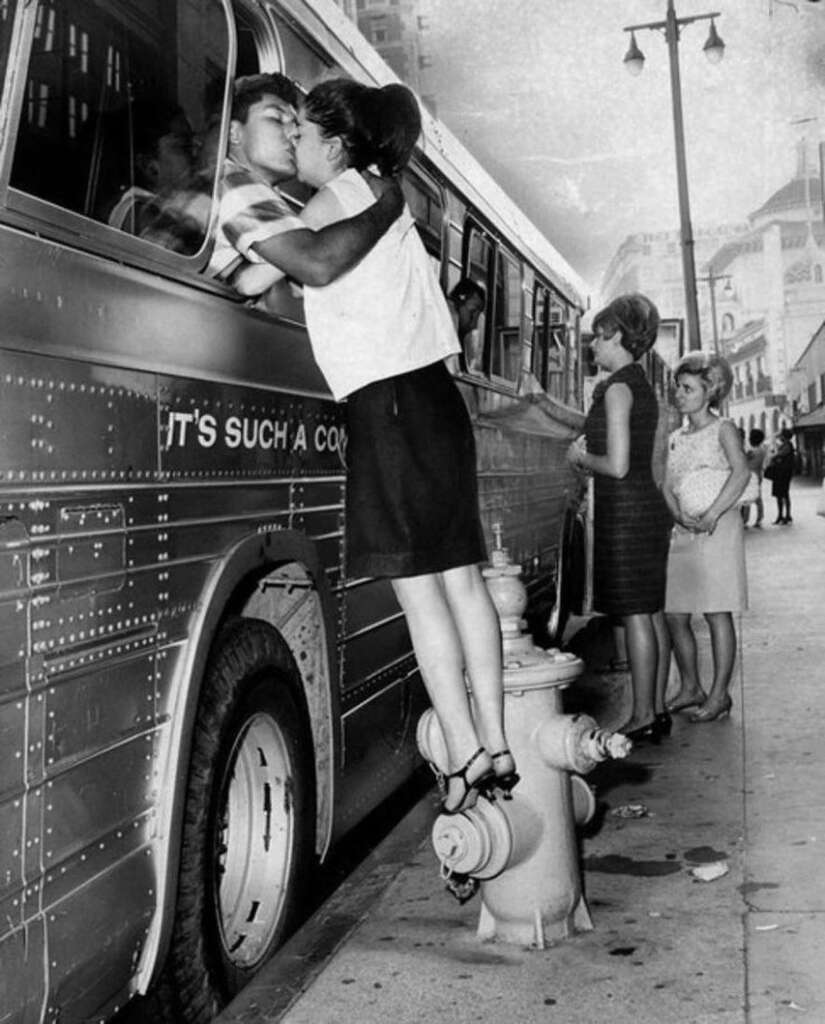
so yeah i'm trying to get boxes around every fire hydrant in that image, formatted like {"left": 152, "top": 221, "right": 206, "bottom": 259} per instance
{"left": 416, "top": 525, "right": 631, "bottom": 947}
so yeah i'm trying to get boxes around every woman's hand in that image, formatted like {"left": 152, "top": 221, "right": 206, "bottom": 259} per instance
{"left": 567, "top": 435, "right": 589, "bottom": 472}
{"left": 694, "top": 509, "right": 721, "bottom": 535}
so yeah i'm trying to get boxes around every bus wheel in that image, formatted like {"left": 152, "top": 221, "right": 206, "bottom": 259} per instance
{"left": 157, "top": 617, "right": 316, "bottom": 1024}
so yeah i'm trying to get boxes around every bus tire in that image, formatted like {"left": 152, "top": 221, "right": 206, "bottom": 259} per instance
{"left": 156, "top": 616, "right": 316, "bottom": 1023}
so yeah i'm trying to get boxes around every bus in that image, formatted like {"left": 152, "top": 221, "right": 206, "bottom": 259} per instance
{"left": 0, "top": 1, "right": 590, "bottom": 1021}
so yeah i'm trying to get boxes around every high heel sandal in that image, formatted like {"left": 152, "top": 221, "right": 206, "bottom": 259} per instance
{"left": 688, "top": 695, "right": 732, "bottom": 724}
{"left": 623, "top": 719, "right": 663, "bottom": 745}
{"left": 478, "top": 749, "right": 521, "bottom": 798}
{"left": 440, "top": 747, "right": 493, "bottom": 815}
{"left": 655, "top": 712, "right": 672, "bottom": 737}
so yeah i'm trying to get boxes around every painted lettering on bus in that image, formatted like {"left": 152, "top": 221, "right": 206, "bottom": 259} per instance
{"left": 164, "top": 411, "right": 346, "bottom": 454}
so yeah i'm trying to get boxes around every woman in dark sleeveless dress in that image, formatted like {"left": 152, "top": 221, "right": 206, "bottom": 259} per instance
{"left": 567, "top": 294, "right": 672, "bottom": 741}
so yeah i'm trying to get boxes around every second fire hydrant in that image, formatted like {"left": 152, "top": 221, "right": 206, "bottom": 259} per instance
{"left": 417, "top": 527, "right": 631, "bottom": 947}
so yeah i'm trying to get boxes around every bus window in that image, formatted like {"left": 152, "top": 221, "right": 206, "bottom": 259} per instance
{"left": 532, "top": 284, "right": 549, "bottom": 389}
{"left": 462, "top": 225, "right": 491, "bottom": 374}
{"left": 402, "top": 170, "right": 443, "bottom": 259}
{"left": 9, "top": 0, "right": 230, "bottom": 256}
{"left": 491, "top": 249, "right": 522, "bottom": 385}
{"left": 0, "top": 0, "right": 15, "bottom": 86}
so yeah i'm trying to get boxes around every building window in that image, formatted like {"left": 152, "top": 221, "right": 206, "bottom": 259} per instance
{"left": 372, "top": 26, "right": 387, "bottom": 42}
{"left": 815, "top": 264, "right": 823, "bottom": 284}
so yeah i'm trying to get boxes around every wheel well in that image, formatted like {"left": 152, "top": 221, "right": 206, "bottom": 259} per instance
{"left": 222, "top": 560, "right": 335, "bottom": 860}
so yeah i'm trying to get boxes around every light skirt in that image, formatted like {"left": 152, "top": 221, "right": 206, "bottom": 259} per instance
{"left": 665, "top": 507, "right": 747, "bottom": 614}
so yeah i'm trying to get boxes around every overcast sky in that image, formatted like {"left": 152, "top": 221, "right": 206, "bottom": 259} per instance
{"left": 423, "top": 0, "right": 825, "bottom": 292}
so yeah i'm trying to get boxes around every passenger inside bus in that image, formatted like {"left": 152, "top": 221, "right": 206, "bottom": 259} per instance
{"left": 104, "top": 100, "right": 196, "bottom": 235}
{"left": 447, "top": 277, "right": 487, "bottom": 373}
{"left": 207, "top": 73, "right": 403, "bottom": 296}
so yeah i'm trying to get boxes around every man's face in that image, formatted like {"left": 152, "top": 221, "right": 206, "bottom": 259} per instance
{"left": 458, "top": 294, "right": 484, "bottom": 337}
{"left": 155, "top": 113, "right": 194, "bottom": 190}
{"left": 231, "top": 95, "right": 297, "bottom": 183}
{"left": 293, "top": 110, "right": 335, "bottom": 189}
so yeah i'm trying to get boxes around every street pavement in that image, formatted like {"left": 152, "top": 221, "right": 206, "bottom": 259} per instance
{"left": 216, "top": 479, "right": 825, "bottom": 1024}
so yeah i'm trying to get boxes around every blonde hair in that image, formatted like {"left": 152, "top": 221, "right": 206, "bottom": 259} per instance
{"left": 674, "top": 352, "right": 733, "bottom": 409}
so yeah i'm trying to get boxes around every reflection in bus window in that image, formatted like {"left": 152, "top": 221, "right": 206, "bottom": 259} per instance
{"left": 10, "top": 0, "right": 229, "bottom": 256}
{"left": 492, "top": 249, "right": 521, "bottom": 384}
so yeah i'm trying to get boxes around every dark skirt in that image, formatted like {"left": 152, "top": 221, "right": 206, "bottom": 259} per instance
{"left": 345, "top": 360, "right": 486, "bottom": 579}
{"left": 593, "top": 477, "right": 671, "bottom": 616}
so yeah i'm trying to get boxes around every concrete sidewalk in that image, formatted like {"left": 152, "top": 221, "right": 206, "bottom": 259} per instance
{"left": 223, "top": 480, "right": 825, "bottom": 1024}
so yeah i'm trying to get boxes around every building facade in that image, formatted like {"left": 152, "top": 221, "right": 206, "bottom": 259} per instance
{"left": 331, "top": 0, "right": 434, "bottom": 104}
{"left": 601, "top": 142, "right": 825, "bottom": 447}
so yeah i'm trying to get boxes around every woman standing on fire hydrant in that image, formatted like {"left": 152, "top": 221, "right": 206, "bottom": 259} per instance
{"left": 567, "top": 294, "right": 672, "bottom": 742}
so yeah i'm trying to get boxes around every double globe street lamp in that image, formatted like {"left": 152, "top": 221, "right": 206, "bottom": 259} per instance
{"left": 623, "top": 0, "right": 725, "bottom": 353}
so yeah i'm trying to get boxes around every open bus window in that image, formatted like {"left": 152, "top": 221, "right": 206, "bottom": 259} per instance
{"left": 9, "top": 0, "right": 230, "bottom": 257}
{"left": 491, "top": 249, "right": 522, "bottom": 386}
{"left": 463, "top": 226, "right": 491, "bottom": 374}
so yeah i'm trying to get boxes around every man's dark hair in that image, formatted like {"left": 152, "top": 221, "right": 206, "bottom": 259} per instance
{"left": 449, "top": 277, "right": 486, "bottom": 306}
{"left": 232, "top": 73, "right": 298, "bottom": 122}
{"left": 749, "top": 428, "right": 765, "bottom": 446}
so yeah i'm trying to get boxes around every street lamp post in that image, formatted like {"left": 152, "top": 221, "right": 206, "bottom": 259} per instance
{"left": 623, "top": 1, "right": 725, "bottom": 352}
{"left": 697, "top": 269, "right": 732, "bottom": 357}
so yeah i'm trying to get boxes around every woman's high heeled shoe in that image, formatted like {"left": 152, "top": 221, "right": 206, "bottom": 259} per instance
{"left": 624, "top": 720, "right": 662, "bottom": 745}
{"left": 440, "top": 747, "right": 493, "bottom": 815}
{"left": 655, "top": 712, "right": 673, "bottom": 737}
{"left": 689, "top": 695, "right": 732, "bottom": 724}
{"left": 478, "top": 749, "right": 521, "bottom": 798}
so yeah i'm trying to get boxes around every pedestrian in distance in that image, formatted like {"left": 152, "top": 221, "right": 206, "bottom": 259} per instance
{"left": 763, "top": 427, "right": 795, "bottom": 524}
{"left": 290, "top": 78, "right": 518, "bottom": 814}
{"left": 742, "top": 427, "right": 767, "bottom": 528}
{"left": 663, "top": 353, "right": 750, "bottom": 723}
{"left": 566, "top": 294, "right": 673, "bottom": 744}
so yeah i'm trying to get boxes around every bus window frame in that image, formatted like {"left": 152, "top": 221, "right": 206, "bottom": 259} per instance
{"left": 0, "top": 0, "right": 235, "bottom": 280}
{"left": 460, "top": 217, "right": 494, "bottom": 379}
{"left": 402, "top": 161, "right": 445, "bottom": 263}
{"left": 489, "top": 243, "right": 523, "bottom": 391}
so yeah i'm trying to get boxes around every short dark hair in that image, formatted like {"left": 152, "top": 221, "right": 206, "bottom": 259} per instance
{"left": 749, "top": 428, "right": 765, "bottom": 446}
{"left": 232, "top": 73, "right": 298, "bottom": 123}
{"left": 591, "top": 293, "right": 659, "bottom": 360}
{"left": 449, "top": 278, "right": 486, "bottom": 306}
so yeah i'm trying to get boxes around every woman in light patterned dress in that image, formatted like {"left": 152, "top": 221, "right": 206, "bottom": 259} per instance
{"left": 663, "top": 354, "right": 750, "bottom": 723}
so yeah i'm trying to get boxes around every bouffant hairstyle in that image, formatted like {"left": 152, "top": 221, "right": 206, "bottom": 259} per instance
{"left": 591, "top": 293, "right": 659, "bottom": 360}
{"left": 233, "top": 73, "right": 298, "bottom": 123}
{"left": 303, "top": 78, "right": 421, "bottom": 176}
{"left": 674, "top": 352, "right": 733, "bottom": 409}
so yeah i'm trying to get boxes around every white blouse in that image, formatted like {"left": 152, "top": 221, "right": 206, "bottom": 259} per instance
{"left": 300, "top": 168, "right": 459, "bottom": 401}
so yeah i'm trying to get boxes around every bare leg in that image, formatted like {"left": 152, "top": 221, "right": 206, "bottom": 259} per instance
{"left": 703, "top": 611, "right": 736, "bottom": 704}
{"left": 665, "top": 612, "right": 706, "bottom": 711}
{"left": 391, "top": 571, "right": 495, "bottom": 809}
{"left": 620, "top": 612, "right": 658, "bottom": 731}
{"left": 439, "top": 564, "right": 508, "bottom": 758}
{"left": 754, "top": 494, "right": 763, "bottom": 526}
{"left": 652, "top": 609, "right": 671, "bottom": 715}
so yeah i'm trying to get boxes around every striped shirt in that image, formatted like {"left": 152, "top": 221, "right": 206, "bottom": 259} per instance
{"left": 208, "top": 157, "right": 303, "bottom": 287}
